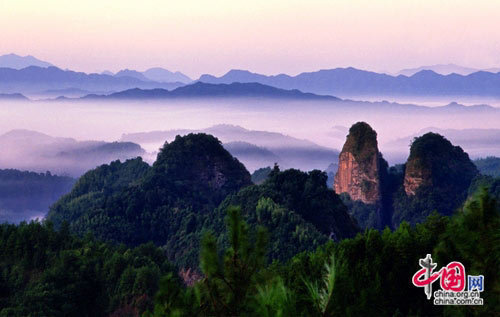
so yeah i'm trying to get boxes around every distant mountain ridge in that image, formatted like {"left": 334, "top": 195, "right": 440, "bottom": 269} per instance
{"left": 398, "top": 63, "right": 500, "bottom": 76}
{"left": 198, "top": 68, "right": 500, "bottom": 97}
{"left": 3, "top": 56, "right": 500, "bottom": 98}
{"left": 114, "top": 69, "right": 150, "bottom": 81}
{"left": 0, "top": 93, "right": 28, "bottom": 100}
{"left": 113, "top": 68, "right": 192, "bottom": 83}
{"left": 0, "top": 66, "right": 185, "bottom": 95}
{"left": 122, "top": 124, "right": 339, "bottom": 172}
{"left": 384, "top": 126, "right": 500, "bottom": 159}
{"left": 82, "top": 82, "right": 340, "bottom": 100}
{"left": 0, "top": 53, "right": 54, "bottom": 69}
{"left": 0, "top": 129, "right": 146, "bottom": 176}
{"left": 143, "top": 68, "right": 192, "bottom": 83}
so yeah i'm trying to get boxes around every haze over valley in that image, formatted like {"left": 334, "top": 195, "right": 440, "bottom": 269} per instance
{"left": 2, "top": 1, "right": 500, "bottom": 315}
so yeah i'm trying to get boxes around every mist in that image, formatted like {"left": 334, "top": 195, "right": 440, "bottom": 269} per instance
{"left": 1, "top": 97, "right": 499, "bottom": 175}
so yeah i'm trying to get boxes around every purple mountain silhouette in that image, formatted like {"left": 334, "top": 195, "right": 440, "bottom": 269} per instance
{"left": 198, "top": 68, "right": 500, "bottom": 97}
{"left": 0, "top": 53, "right": 54, "bottom": 69}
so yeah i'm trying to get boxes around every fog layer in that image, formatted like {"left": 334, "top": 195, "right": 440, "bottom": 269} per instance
{"left": 1, "top": 98, "right": 499, "bottom": 171}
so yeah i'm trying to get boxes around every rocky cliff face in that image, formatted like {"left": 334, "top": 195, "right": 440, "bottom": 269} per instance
{"left": 403, "top": 162, "right": 432, "bottom": 196}
{"left": 334, "top": 122, "right": 382, "bottom": 204}
{"left": 403, "top": 132, "right": 478, "bottom": 196}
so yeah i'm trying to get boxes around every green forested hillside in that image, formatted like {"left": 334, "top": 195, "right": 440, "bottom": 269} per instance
{"left": 2, "top": 188, "right": 498, "bottom": 316}
{"left": 213, "top": 166, "right": 358, "bottom": 262}
{"left": 0, "top": 169, "right": 75, "bottom": 223}
{"left": 250, "top": 166, "right": 271, "bottom": 184}
{"left": 0, "top": 221, "right": 180, "bottom": 316}
{"left": 47, "top": 135, "right": 357, "bottom": 268}
{"left": 145, "top": 188, "right": 499, "bottom": 316}
{"left": 2, "top": 132, "right": 499, "bottom": 316}
{"left": 48, "top": 134, "right": 252, "bottom": 268}
{"left": 392, "top": 133, "right": 478, "bottom": 226}
{"left": 474, "top": 156, "right": 500, "bottom": 177}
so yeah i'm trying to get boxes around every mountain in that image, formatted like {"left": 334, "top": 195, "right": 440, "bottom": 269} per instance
{"left": 198, "top": 67, "right": 500, "bottom": 97}
{"left": 334, "top": 122, "right": 384, "bottom": 205}
{"left": 47, "top": 134, "right": 358, "bottom": 268}
{"left": 398, "top": 64, "right": 483, "bottom": 76}
{"left": 333, "top": 122, "right": 393, "bottom": 229}
{"left": 0, "top": 129, "right": 146, "bottom": 177}
{"left": 0, "top": 66, "right": 184, "bottom": 95}
{"left": 0, "top": 93, "right": 28, "bottom": 100}
{"left": 114, "top": 68, "right": 192, "bottom": 83}
{"left": 223, "top": 141, "right": 280, "bottom": 172}
{"left": 334, "top": 125, "right": 481, "bottom": 229}
{"left": 84, "top": 82, "right": 340, "bottom": 100}
{"left": 114, "top": 69, "right": 150, "bottom": 81}
{"left": 0, "top": 53, "right": 53, "bottom": 69}
{"left": 143, "top": 67, "right": 192, "bottom": 83}
{"left": 47, "top": 134, "right": 253, "bottom": 267}
{"left": 474, "top": 157, "right": 500, "bottom": 177}
{"left": 251, "top": 166, "right": 272, "bottom": 184}
{"left": 0, "top": 169, "right": 75, "bottom": 223}
{"left": 215, "top": 166, "right": 358, "bottom": 260}
{"left": 121, "top": 124, "right": 340, "bottom": 172}
{"left": 101, "top": 70, "right": 114, "bottom": 75}
{"left": 384, "top": 126, "right": 500, "bottom": 159}
{"left": 393, "top": 133, "right": 478, "bottom": 225}
{"left": 403, "top": 132, "right": 478, "bottom": 196}
{"left": 38, "top": 87, "right": 109, "bottom": 98}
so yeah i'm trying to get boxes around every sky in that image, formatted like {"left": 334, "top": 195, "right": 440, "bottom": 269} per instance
{"left": 1, "top": 0, "right": 500, "bottom": 78}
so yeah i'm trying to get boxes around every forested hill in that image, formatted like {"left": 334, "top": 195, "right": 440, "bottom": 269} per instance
{"left": 0, "top": 169, "right": 75, "bottom": 223}
{"left": 47, "top": 133, "right": 358, "bottom": 268}
{"left": 47, "top": 133, "right": 253, "bottom": 268}
{"left": 2, "top": 133, "right": 499, "bottom": 316}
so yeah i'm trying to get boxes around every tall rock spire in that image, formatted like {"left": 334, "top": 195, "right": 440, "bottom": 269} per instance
{"left": 334, "top": 122, "right": 382, "bottom": 204}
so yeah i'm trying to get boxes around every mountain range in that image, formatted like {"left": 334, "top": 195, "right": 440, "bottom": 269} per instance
{"left": 82, "top": 82, "right": 339, "bottom": 100}
{"left": 0, "top": 93, "right": 28, "bottom": 100}
{"left": 384, "top": 127, "right": 500, "bottom": 159}
{"left": 122, "top": 124, "right": 339, "bottom": 172}
{"left": 0, "top": 66, "right": 185, "bottom": 96}
{"left": 199, "top": 68, "right": 500, "bottom": 97}
{"left": 0, "top": 53, "right": 54, "bottom": 69}
{"left": 0, "top": 129, "right": 146, "bottom": 176}
{"left": 397, "top": 63, "right": 500, "bottom": 76}
{"left": 113, "top": 68, "right": 192, "bottom": 83}
{"left": 3, "top": 53, "right": 500, "bottom": 99}
{"left": 46, "top": 133, "right": 357, "bottom": 269}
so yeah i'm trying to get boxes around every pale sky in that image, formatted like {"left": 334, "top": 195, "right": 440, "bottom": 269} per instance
{"left": 1, "top": 0, "right": 500, "bottom": 78}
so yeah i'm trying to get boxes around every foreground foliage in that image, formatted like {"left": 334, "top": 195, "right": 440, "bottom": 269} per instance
{"left": 149, "top": 188, "right": 499, "bottom": 316}
{"left": 1, "top": 188, "right": 497, "bottom": 316}
{"left": 0, "top": 222, "right": 180, "bottom": 316}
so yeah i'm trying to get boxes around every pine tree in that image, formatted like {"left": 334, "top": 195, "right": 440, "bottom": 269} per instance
{"left": 197, "top": 206, "right": 268, "bottom": 316}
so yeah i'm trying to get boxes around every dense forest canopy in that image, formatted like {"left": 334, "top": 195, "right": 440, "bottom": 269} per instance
{"left": 2, "top": 130, "right": 499, "bottom": 316}
{"left": 392, "top": 133, "right": 478, "bottom": 226}
{"left": 47, "top": 135, "right": 357, "bottom": 268}
{"left": 2, "top": 187, "right": 497, "bottom": 316}
{"left": 0, "top": 169, "right": 75, "bottom": 223}
{"left": 0, "top": 221, "right": 181, "bottom": 316}
{"left": 474, "top": 156, "right": 500, "bottom": 177}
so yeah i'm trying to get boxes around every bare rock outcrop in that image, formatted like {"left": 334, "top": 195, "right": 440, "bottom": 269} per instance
{"left": 334, "top": 122, "right": 382, "bottom": 204}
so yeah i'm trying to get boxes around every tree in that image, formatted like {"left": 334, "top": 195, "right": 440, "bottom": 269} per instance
{"left": 304, "top": 255, "right": 337, "bottom": 316}
{"left": 197, "top": 206, "right": 268, "bottom": 316}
